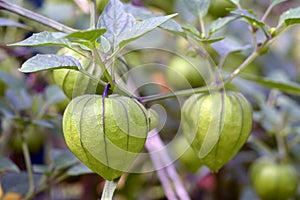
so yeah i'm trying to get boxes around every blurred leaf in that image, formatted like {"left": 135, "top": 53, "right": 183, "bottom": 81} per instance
{"left": 158, "top": 18, "right": 184, "bottom": 36}
{"left": 182, "top": 0, "right": 211, "bottom": 18}
{"left": 1, "top": 172, "right": 42, "bottom": 195}
{"left": 0, "top": 71, "right": 24, "bottom": 91}
{"left": 231, "top": 9, "right": 266, "bottom": 28}
{"left": 270, "top": 0, "right": 287, "bottom": 7}
{"left": 19, "top": 54, "right": 81, "bottom": 73}
{"left": 240, "top": 73, "right": 300, "bottom": 96}
{"left": 66, "top": 163, "right": 93, "bottom": 176}
{"left": 6, "top": 89, "right": 32, "bottom": 111}
{"left": 198, "top": 37, "right": 224, "bottom": 44}
{"left": 0, "top": 18, "right": 27, "bottom": 28}
{"left": 65, "top": 29, "right": 106, "bottom": 45}
{"left": 228, "top": 0, "right": 240, "bottom": 7}
{"left": 278, "top": 7, "right": 300, "bottom": 27}
{"left": 209, "top": 16, "right": 237, "bottom": 36}
{"left": 31, "top": 119, "right": 53, "bottom": 128}
{"left": 33, "top": 165, "right": 50, "bottom": 174}
{"left": 212, "top": 37, "right": 251, "bottom": 58}
{"left": 118, "top": 14, "right": 177, "bottom": 49}
{"left": 45, "top": 86, "right": 66, "bottom": 105}
{"left": 0, "top": 157, "right": 20, "bottom": 173}
{"left": 277, "top": 95, "right": 300, "bottom": 121}
{"left": 98, "top": 36, "right": 111, "bottom": 53}
{"left": 259, "top": 104, "right": 283, "bottom": 132}
{"left": 53, "top": 151, "right": 78, "bottom": 170}
{"left": 0, "top": 101, "right": 14, "bottom": 118}
{"left": 9, "top": 31, "right": 70, "bottom": 47}
{"left": 97, "top": 0, "right": 135, "bottom": 50}
{"left": 182, "top": 23, "right": 200, "bottom": 36}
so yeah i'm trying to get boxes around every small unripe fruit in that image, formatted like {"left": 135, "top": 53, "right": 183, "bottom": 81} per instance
{"left": 63, "top": 94, "right": 158, "bottom": 180}
{"left": 250, "top": 158, "right": 298, "bottom": 200}
{"left": 53, "top": 48, "right": 105, "bottom": 99}
{"left": 182, "top": 91, "right": 252, "bottom": 172}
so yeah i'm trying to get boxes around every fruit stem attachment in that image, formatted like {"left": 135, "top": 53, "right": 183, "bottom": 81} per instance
{"left": 103, "top": 83, "right": 111, "bottom": 98}
{"left": 101, "top": 180, "right": 118, "bottom": 200}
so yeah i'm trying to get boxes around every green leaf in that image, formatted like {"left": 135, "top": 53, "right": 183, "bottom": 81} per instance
{"left": 227, "top": 0, "right": 240, "bottom": 7}
{"left": 9, "top": 31, "right": 70, "bottom": 47}
{"left": 65, "top": 29, "right": 106, "bottom": 43}
{"left": 278, "top": 7, "right": 300, "bottom": 27}
{"left": 97, "top": 0, "right": 136, "bottom": 50}
{"left": 0, "top": 157, "right": 20, "bottom": 173}
{"left": 1, "top": 172, "right": 42, "bottom": 195}
{"left": 182, "top": 23, "right": 200, "bottom": 36}
{"left": 53, "top": 151, "right": 78, "bottom": 170}
{"left": 124, "top": 3, "right": 184, "bottom": 36}
{"left": 101, "top": 180, "right": 118, "bottom": 200}
{"left": 98, "top": 36, "right": 111, "bottom": 54}
{"left": 183, "top": 0, "right": 211, "bottom": 18}
{"left": 0, "top": 18, "right": 27, "bottom": 28}
{"left": 240, "top": 73, "right": 300, "bottom": 96}
{"left": 209, "top": 16, "right": 237, "bottom": 35}
{"left": 19, "top": 54, "right": 81, "bottom": 73}
{"left": 118, "top": 14, "right": 177, "bottom": 49}
{"left": 270, "top": 0, "right": 287, "bottom": 7}
{"left": 231, "top": 9, "right": 265, "bottom": 28}
{"left": 66, "top": 163, "right": 93, "bottom": 176}
{"left": 45, "top": 85, "right": 66, "bottom": 105}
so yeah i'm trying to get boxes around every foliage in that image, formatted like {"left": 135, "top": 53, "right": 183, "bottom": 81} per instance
{"left": 0, "top": 0, "right": 300, "bottom": 199}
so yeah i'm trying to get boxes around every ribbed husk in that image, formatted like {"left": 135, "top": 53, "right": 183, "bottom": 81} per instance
{"left": 63, "top": 94, "right": 157, "bottom": 180}
{"left": 182, "top": 91, "right": 252, "bottom": 172}
{"left": 53, "top": 48, "right": 105, "bottom": 99}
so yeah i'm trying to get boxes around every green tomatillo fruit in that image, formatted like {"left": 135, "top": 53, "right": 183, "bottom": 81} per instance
{"left": 182, "top": 91, "right": 252, "bottom": 172}
{"left": 250, "top": 158, "right": 299, "bottom": 200}
{"left": 166, "top": 56, "right": 212, "bottom": 90}
{"left": 53, "top": 48, "right": 105, "bottom": 99}
{"left": 63, "top": 94, "right": 158, "bottom": 180}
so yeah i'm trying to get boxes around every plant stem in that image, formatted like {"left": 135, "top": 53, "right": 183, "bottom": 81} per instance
{"left": 22, "top": 137, "right": 35, "bottom": 200}
{"left": 92, "top": 47, "right": 134, "bottom": 98}
{"left": 101, "top": 180, "right": 118, "bottom": 200}
{"left": 198, "top": 14, "right": 206, "bottom": 38}
{"left": 261, "top": 4, "right": 273, "bottom": 23}
{"left": 145, "top": 130, "right": 191, "bottom": 200}
{"left": 89, "top": 0, "right": 97, "bottom": 29}
{"left": 0, "top": 0, "right": 77, "bottom": 33}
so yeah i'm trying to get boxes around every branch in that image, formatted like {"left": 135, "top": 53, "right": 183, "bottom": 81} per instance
{"left": 0, "top": 0, "right": 77, "bottom": 33}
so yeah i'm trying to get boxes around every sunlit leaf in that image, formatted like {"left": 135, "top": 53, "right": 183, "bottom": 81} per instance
{"left": 19, "top": 54, "right": 81, "bottom": 73}
{"left": 65, "top": 29, "right": 106, "bottom": 43}
{"left": 209, "top": 16, "right": 237, "bottom": 35}
{"left": 9, "top": 31, "right": 70, "bottom": 47}
{"left": 278, "top": 7, "right": 300, "bottom": 27}
{"left": 118, "top": 14, "right": 177, "bottom": 49}
{"left": 97, "top": 0, "right": 135, "bottom": 50}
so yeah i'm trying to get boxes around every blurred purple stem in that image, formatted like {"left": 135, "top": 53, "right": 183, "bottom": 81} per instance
{"left": 145, "top": 129, "right": 191, "bottom": 200}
